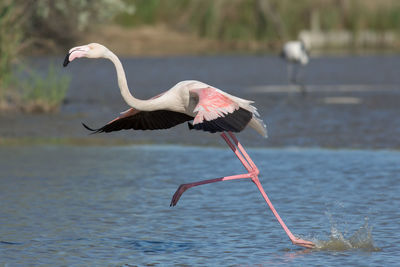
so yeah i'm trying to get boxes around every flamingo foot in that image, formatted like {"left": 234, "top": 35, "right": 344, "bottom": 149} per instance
{"left": 291, "top": 237, "right": 315, "bottom": 249}
{"left": 170, "top": 184, "right": 190, "bottom": 207}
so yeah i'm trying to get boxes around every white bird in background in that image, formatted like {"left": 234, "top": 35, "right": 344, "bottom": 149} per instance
{"left": 280, "top": 40, "right": 309, "bottom": 94}
{"left": 63, "top": 43, "right": 315, "bottom": 249}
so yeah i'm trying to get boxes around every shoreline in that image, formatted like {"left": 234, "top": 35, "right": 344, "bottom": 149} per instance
{"left": 29, "top": 24, "right": 400, "bottom": 57}
{"left": 1, "top": 136, "right": 400, "bottom": 152}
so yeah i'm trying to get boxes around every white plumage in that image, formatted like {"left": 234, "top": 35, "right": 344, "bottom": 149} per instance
{"left": 281, "top": 41, "right": 309, "bottom": 65}
{"left": 280, "top": 41, "right": 309, "bottom": 91}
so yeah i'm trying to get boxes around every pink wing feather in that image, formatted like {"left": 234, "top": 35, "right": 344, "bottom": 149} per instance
{"left": 192, "top": 87, "right": 239, "bottom": 125}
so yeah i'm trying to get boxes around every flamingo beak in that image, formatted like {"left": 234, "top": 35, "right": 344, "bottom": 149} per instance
{"left": 63, "top": 45, "right": 90, "bottom": 67}
{"left": 63, "top": 53, "right": 71, "bottom": 67}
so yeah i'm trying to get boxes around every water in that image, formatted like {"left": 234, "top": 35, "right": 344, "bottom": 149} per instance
{"left": 1, "top": 145, "right": 399, "bottom": 266}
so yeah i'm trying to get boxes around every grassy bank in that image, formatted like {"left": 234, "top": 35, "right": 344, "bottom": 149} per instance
{"left": 0, "top": 0, "right": 127, "bottom": 113}
{"left": 0, "top": 62, "right": 70, "bottom": 113}
{"left": 0, "top": 1, "right": 70, "bottom": 112}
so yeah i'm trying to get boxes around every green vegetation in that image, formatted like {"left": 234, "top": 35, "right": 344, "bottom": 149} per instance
{"left": 0, "top": 1, "right": 23, "bottom": 89}
{"left": 0, "top": 0, "right": 126, "bottom": 113}
{"left": 0, "top": 62, "right": 70, "bottom": 113}
{"left": 115, "top": 0, "right": 400, "bottom": 43}
{"left": 17, "top": 63, "right": 70, "bottom": 113}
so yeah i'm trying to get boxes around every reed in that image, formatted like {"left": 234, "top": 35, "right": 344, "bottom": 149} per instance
{"left": 0, "top": 1, "right": 23, "bottom": 90}
{"left": 17, "top": 63, "right": 70, "bottom": 113}
{"left": 0, "top": 1, "right": 70, "bottom": 112}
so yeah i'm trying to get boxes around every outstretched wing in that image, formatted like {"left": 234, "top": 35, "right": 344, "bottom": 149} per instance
{"left": 83, "top": 108, "right": 193, "bottom": 133}
{"left": 189, "top": 87, "right": 252, "bottom": 133}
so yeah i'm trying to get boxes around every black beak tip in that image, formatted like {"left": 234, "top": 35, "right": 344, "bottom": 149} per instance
{"left": 63, "top": 53, "right": 70, "bottom": 67}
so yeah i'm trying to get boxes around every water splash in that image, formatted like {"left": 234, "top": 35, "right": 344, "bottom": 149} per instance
{"left": 313, "top": 218, "right": 381, "bottom": 251}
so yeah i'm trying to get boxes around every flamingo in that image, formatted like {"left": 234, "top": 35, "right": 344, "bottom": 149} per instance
{"left": 63, "top": 43, "right": 315, "bottom": 249}
{"left": 280, "top": 40, "right": 309, "bottom": 94}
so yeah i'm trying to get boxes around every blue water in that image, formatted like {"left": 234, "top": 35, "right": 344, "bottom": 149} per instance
{"left": 0, "top": 145, "right": 399, "bottom": 266}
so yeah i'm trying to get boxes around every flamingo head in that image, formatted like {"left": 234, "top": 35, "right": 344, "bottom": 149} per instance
{"left": 63, "top": 43, "right": 108, "bottom": 67}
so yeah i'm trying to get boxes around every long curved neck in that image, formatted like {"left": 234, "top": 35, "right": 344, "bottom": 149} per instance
{"left": 105, "top": 50, "right": 162, "bottom": 111}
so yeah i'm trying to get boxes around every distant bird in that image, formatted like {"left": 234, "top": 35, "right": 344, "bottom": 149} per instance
{"left": 63, "top": 43, "right": 314, "bottom": 248}
{"left": 280, "top": 40, "right": 309, "bottom": 94}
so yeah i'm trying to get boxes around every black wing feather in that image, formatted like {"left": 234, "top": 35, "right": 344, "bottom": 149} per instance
{"left": 84, "top": 108, "right": 252, "bottom": 134}
{"left": 190, "top": 107, "right": 252, "bottom": 133}
{"left": 83, "top": 110, "right": 194, "bottom": 133}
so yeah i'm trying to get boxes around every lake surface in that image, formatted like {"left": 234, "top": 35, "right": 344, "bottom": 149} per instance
{"left": 0, "top": 145, "right": 399, "bottom": 266}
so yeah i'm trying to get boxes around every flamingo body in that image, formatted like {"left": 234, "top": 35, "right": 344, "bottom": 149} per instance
{"left": 280, "top": 41, "right": 309, "bottom": 65}
{"left": 83, "top": 79, "right": 267, "bottom": 137}
{"left": 280, "top": 40, "right": 309, "bottom": 93}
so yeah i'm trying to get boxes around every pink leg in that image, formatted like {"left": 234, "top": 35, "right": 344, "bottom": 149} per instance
{"left": 170, "top": 172, "right": 252, "bottom": 207}
{"left": 170, "top": 133, "right": 253, "bottom": 206}
{"left": 170, "top": 132, "right": 315, "bottom": 249}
